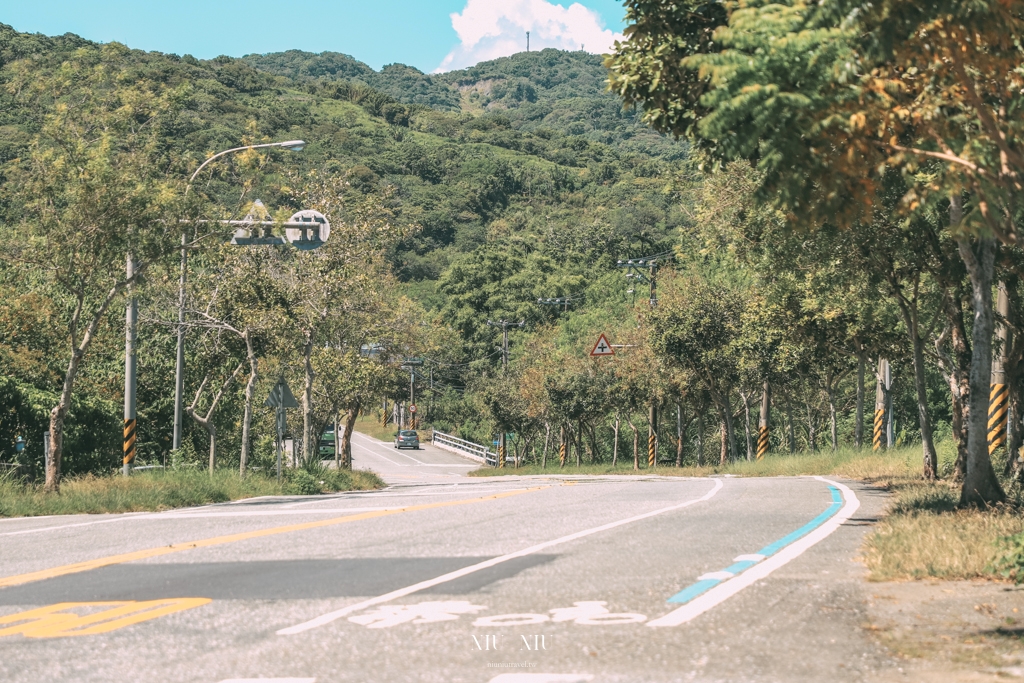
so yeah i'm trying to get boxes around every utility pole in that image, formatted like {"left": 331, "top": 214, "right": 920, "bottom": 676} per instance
{"left": 409, "top": 366, "right": 415, "bottom": 429}
{"left": 537, "top": 296, "right": 574, "bottom": 312}
{"left": 616, "top": 255, "right": 667, "bottom": 308}
{"left": 123, "top": 255, "right": 137, "bottom": 477}
{"left": 172, "top": 231, "right": 186, "bottom": 453}
{"left": 486, "top": 319, "right": 524, "bottom": 468}
{"left": 526, "top": 31, "right": 530, "bottom": 52}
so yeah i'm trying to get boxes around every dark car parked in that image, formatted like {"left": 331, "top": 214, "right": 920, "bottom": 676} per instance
{"left": 394, "top": 430, "right": 420, "bottom": 449}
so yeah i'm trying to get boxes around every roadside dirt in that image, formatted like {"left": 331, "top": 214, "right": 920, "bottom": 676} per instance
{"left": 866, "top": 580, "right": 1024, "bottom": 682}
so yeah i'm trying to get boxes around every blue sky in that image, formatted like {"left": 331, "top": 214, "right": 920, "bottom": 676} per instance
{"left": 2, "top": 0, "right": 628, "bottom": 72}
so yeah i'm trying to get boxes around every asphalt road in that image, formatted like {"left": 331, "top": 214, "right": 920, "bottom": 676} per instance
{"left": 0, "top": 432, "right": 896, "bottom": 683}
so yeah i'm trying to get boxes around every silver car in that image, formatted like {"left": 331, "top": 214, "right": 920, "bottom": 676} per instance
{"left": 394, "top": 430, "right": 420, "bottom": 449}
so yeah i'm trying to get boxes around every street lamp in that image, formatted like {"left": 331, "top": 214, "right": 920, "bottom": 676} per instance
{"left": 171, "top": 140, "right": 306, "bottom": 454}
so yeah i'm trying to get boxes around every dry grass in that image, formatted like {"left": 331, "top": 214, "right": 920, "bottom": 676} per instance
{"left": 0, "top": 466, "right": 385, "bottom": 517}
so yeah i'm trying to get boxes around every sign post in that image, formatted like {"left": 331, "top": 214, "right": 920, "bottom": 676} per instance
{"left": 265, "top": 377, "right": 299, "bottom": 483}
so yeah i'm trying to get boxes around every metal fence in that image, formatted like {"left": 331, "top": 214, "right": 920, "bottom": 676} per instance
{"left": 431, "top": 430, "right": 497, "bottom": 467}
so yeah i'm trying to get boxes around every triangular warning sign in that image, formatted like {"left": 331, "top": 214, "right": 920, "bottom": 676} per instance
{"left": 265, "top": 377, "right": 299, "bottom": 408}
{"left": 590, "top": 333, "right": 614, "bottom": 357}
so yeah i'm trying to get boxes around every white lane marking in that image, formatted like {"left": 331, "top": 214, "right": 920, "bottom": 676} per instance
{"left": 0, "top": 515, "right": 144, "bottom": 537}
{"left": 646, "top": 476, "right": 860, "bottom": 627}
{"left": 697, "top": 571, "right": 735, "bottom": 581}
{"left": 351, "top": 440, "right": 407, "bottom": 466}
{"left": 218, "top": 679, "right": 315, "bottom": 683}
{"left": 490, "top": 675, "right": 593, "bottom": 683}
{"left": 277, "top": 478, "right": 724, "bottom": 635}
{"left": 351, "top": 432, "right": 429, "bottom": 465}
{"left": 734, "top": 553, "right": 766, "bottom": 562}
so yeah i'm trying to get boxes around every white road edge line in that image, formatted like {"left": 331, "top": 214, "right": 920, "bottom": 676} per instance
{"left": 277, "top": 478, "right": 725, "bottom": 635}
{"left": 646, "top": 476, "right": 860, "bottom": 627}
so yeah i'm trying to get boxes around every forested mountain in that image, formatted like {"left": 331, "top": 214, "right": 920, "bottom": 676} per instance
{"left": 0, "top": 24, "right": 687, "bottom": 475}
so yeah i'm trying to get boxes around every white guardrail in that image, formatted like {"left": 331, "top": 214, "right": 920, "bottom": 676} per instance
{"left": 431, "top": 430, "right": 498, "bottom": 467}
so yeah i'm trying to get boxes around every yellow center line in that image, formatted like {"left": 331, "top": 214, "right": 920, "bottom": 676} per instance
{"left": 0, "top": 486, "right": 545, "bottom": 589}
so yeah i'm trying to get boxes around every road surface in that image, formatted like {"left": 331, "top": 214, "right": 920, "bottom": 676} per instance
{"left": 0, "top": 431, "right": 897, "bottom": 682}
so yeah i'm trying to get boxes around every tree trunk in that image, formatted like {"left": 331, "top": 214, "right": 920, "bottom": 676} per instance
{"left": 576, "top": 420, "right": 582, "bottom": 467}
{"left": 239, "top": 331, "right": 258, "bottom": 476}
{"left": 826, "top": 381, "right": 839, "bottom": 452}
{"left": 342, "top": 403, "right": 359, "bottom": 469}
{"left": 675, "top": 403, "right": 684, "bottom": 467}
{"left": 208, "top": 425, "right": 217, "bottom": 474}
{"left": 785, "top": 393, "right": 796, "bottom": 453}
{"left": 542, "top": 422, "right": 550, "bottom": 469}
{"left": 46, "top": 352, "right": 80, "bottom": 493}
{"left": 718, "top": 405, "right": 728, "bottom": 466}
{"left": 612, "top": 415, "right": 620, "bottom": 467}
{"left": 957, "top": 235, "right": 1007, "bottom": 505}
{"left": 806, "top": 399, "right": 816, "bottom": 452}
{"left": 628, "top": 417, "right": 639, "bottom": 471}
{"left": 725, "top": 396, "right": 738, "bottom": 462}
{"left": 740, "top": 391, "right": 753, "bottom": 461}
{"left": 334, "top": 411, "right": 341, "bottom": 469}
{"left": 696, "top": 410, "right": 704, "bottom": 466}
{"left": 855, "top": 350, "right": 865, "bottom": 449}
{"left": 889, "top": 272, "right": 939, "bottom": 477}
{"left": 302, "top": 332, "right": 314, "bottom": 466}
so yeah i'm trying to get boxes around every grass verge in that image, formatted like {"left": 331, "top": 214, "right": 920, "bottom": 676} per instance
{"left": 467, "top": 444, "right": 927, "bottom": 481}
{"left": 0, "top": 466, "right": 385, "bottom": 517}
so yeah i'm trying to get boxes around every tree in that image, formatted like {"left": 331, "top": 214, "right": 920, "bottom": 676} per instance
{"left": 607, "top": 0, "right": 1020, "bottom": 503}
{"left": 2, "top": 45, "right": 184, "bottom": 491}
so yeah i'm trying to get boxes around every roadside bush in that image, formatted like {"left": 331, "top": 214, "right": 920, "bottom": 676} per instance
{"left": 991, "top": 532, "right": 1024, "bottom": 584}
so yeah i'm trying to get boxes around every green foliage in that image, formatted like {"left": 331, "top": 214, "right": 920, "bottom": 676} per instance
{"left": 991, "top": 532, "right": 1024, "bottom": 584}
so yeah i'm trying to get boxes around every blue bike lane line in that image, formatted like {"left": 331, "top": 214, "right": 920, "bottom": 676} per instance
{"left": 647, "top": 476, "right": 861, "bottom": 627}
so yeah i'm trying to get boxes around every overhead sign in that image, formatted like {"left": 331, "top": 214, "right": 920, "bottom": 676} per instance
{"left": 590, "top": 334, "right": 614, "bottom": 357}
{"left": 265, "top": 377, "right": 299, "bottom": 408}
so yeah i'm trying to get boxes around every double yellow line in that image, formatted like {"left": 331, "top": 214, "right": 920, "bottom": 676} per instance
{"left": 0, "top": 487, "right": 542, "bottom": 590}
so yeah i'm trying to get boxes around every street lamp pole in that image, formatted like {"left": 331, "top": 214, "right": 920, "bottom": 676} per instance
{"left": 172, "top": 140, "right": 305, "bottom": 453}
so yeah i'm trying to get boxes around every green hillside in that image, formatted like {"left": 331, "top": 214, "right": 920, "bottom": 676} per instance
{"left": 0, "top": 24, "right": 686, "bottom": 473}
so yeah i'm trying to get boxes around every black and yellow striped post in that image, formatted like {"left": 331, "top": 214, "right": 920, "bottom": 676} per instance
{"left": 648, "top": 404, "right": 658, "bottom": 468}
{"left": 559, "top": 426, "right": 566, "bottom": 468}
{"left": 498, "top": 433, "right": 506, "bottom": 469}
{"left": 873, "top": 358, "right": 888, "bottom": 451}
{"left": 123, "top": 255, "right": 137, "bottom": 476}
{"left": 989, "top": 282, "right": 1011, "bottom": 456}
{"left": 988, "top": 384, "right": 1009, "bottom": 454}
{"left": 757, "top": 381, "right": 770, "bottom": 460}
{"left": 123, "top": 418, "right": 136, "bottom": 468}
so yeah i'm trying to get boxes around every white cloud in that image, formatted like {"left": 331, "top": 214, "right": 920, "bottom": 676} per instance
{"left": 435, "top": 0, "right": 623, "bottom": 72}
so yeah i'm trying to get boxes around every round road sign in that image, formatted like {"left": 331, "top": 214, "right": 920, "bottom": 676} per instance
{"left": 285, "top": 209, "right": 330, "bottom": 250}
{"left": 409, "top": 404, "right": 417, "bottom": 414}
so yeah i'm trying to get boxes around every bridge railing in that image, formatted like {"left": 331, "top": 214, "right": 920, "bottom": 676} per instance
{"left": 431, "top": 430, "right": 497, "bottom": 467}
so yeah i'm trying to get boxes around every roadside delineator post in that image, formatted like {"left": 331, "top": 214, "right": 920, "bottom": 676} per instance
{"left": 648, "top": 404, "right": 657, "bottom": 468}
{"left": 989, "top": 282, "right": 1011, "bottom": 455}
{"left": 873, "top": 359, "right": 889, "bottom": 451}
{"left": 757, "top": 381, "right": 770, "bottom": 460}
